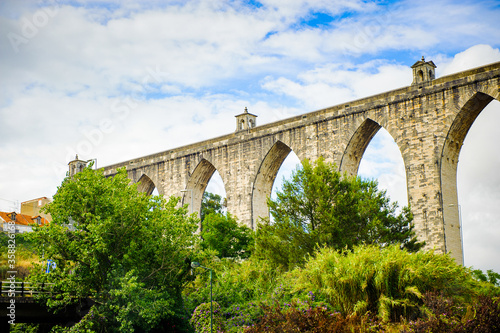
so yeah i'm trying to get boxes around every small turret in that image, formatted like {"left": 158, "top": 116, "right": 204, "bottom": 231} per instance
{"left": 411, "top": 56, "right": 436, "bottom": 85}
{"left": 68, "top": 154, "right": 87, "bottom": 177}
{"left": 235, "top": 107, "right": 258, "bottom": 132}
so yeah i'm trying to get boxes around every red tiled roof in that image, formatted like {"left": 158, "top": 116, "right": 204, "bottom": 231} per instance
{"left": 0, "top": 211, "right": 49, "bottom": 227}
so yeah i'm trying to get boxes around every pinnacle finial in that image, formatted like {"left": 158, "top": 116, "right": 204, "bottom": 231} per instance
{"left": 244, "top": 107, "right": 248, "bottom": 113}
{"left": 421, "top": 56, "right": 425, "bottom": 62}
{"left": 75, "top": 154, "right": 79, "bottom": 160}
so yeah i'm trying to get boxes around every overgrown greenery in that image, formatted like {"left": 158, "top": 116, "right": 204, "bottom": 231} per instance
{"left": 26, "top": 166, "right": 205, "bottom": 332}
{"left": 293, "top": 245, "right": 482, "bottom": 321}
{"left": 200, "top": 192, "right": 225, "bottom": 222}
{"left": 254, "top": 157, "right": 424, "bottom": 270}
{"left": 13, "top": 158, "right": 500, "bottom": 332}
{"left": 0, "top": 232, "right": 38, "bottom": 280}
{"left": 184, "top": 247, "right": 500, "bottom": 332}
{"left": 201, "top": 213, "right": 253, "bottom": 259}
{"left": 190, "top": 302, "right": 225, "bottom": 333}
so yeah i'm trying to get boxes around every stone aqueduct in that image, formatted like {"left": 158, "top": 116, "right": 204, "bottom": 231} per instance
{"left": 100, "top": 59, "right": 500, "bottom": 264}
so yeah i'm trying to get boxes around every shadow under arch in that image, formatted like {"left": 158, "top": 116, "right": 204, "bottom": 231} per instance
{"left": 251, "top": 140, "right": 293, "bottom": 229}
{"left": 340, "top": 118, "right": 382, "bottom": 176}
{"left": 441, "top": 92, "right": 496, "bottom": 262}
{"left": 137, "top": 174, "right": 156, "bottom": 195}
{"left": 183, "top": 159, "right": 224, "bottom": 218}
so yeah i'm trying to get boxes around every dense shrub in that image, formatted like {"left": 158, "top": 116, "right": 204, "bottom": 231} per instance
{"left": 190, "top": 302, "right": 225, "bottom": 333}
{"left": 406, "top": 293, "right": 500, "bottom": 332}
{"left": 184, "top": 258, "right": 280, "bottom": 329}
{"left": 294, "top": 245, "right": 480, "bottom": 321}
{"left": 244, "top": 303, "right": 384, "bottom": 333}
{"left": 185, "top": 246, "right": 500, "bottom": 331}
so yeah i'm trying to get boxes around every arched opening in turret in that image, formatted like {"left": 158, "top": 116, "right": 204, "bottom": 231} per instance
{"left": 443, "top": 92, "right": 499, "bottom": 269}
{"left": 183, "top": 159, "right": 226, "bottom": 222}
{"left": 137, "top": 174, "right": 156, "bottom": 195}
{"left": 252, "top": 140, "right": 300, "bottom": 229}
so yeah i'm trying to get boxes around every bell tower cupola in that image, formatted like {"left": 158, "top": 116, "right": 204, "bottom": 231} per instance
{"left": 411, "top": 56, "right": 436, "bottom": 85}
{"left": 68, "top": 154, "right": 87, "bottom": 177}
{"left": 235, "top": 107, "right": 258, "bottom": 132}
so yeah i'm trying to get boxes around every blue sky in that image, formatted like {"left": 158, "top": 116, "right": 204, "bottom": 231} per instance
{"left": 1, "top": 0, "right": 500, "bottom": 272}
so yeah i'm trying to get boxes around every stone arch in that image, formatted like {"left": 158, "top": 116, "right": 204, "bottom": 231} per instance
{"left": 183, "top": 158, "right": 223, "bottom": 218}
{"left": 339, "top": 118, "right": 382, "bottom": 176}
{"left": 251, "top": 140, "right": 293, "bottom": 229}
{"left": 137, "top": 174, "right": 156, "bottom": 195}
{"left": 440, "top": 91, "right": 496, "bottom": 262}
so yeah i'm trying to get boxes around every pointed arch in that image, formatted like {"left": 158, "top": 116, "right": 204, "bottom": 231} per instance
{"left": 183, "top": 159, "right": 224, "bottom": 218}
{"left": 252, "top": 140, "right": 292, "bottom": 228}
{"left": 137, "top": 174, "right": 156, "bottom": 195}
{"left": 441, "top": 92, "right": 496, "bottom": 262}
{"left": 340, "top": 118, "right": 382, "bottom": 176}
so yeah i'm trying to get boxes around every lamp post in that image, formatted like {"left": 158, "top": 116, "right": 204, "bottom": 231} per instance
{"left": 191, "top": 261, "right": 212, "bottom": 333}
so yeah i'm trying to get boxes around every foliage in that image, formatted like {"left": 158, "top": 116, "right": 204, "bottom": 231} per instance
{"left": 244, "top": 303, "right": 384, "bottom": 333}
{"left": 184, "top": 258, "right": 282, "bottom": 332}
{"left": 200, "top": 192, "right": 225, "bottom": 222}
{"left": 254, "top": 157, "right": 424, "bottom": 270}
{"left": 293, "top": 245, "right": 481, "bottom": 322}
{"left": 405, "top": 293, "right": 500, "bottom": 333}
{"left": 201, "top": 213, "right": 254, "bottom": 259}
{"left": 190, "top": 302, "right": 225, "bottom": 333}
{"left": 1, "top": 232, "right": 38, "bottom": 279}
{"left": 10, "top": 323, "right": 39, "bottom": 333}
{"left": 184, "top": 245, "right": 500, "bottom": 332}
{"left": 472, "top": 268, "right": 500, "bottom": 287}
{"left": 27, "top": 166, "right": 203, "bottom": 332}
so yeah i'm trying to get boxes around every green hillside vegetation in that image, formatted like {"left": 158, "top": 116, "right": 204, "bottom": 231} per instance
{"left": 12, "top": 160, "right": 500, "bottom": 332}
{"left": 1, "top": 232, "right": 39, "bottom": 280}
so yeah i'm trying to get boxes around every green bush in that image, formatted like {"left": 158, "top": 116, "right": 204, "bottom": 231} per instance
{"left": 294, "top": 245, "right": 482, "bottom": 322}
{"left": 405, "top": 293, "right": 500, "bottom": 332}
{"left": 190, "top": 302, "right": 224, "bottom": 333}
{"left": 185, "top": 258, "right": 278, "bottom": 331}
{"left": 244, "top": 303, "right": 384, "bottom": 333}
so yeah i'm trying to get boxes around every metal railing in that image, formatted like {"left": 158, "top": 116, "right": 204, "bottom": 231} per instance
{"left": 0, "top": 281, "right": 55, "bottom": 297}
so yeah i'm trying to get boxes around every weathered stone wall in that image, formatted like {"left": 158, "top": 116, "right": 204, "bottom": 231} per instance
{"left": 102, "top": 61, "right": 500, "bottom": 264}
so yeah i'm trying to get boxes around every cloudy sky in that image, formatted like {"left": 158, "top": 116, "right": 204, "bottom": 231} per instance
{"left": 1, "top": 0, "right": 499, "bottom": 272}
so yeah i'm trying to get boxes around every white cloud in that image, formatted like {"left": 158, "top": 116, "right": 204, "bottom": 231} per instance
{"left": 438, "top": 44, "right": 500, "bottom": 76}
{"left": 262, "top": 61, "right": 411, "bottom": 109}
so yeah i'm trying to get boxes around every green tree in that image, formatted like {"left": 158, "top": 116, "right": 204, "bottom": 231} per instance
{"left": 200, "top": 192, "right": 225, "bottom": 222}
{"left": 254, "top": 157, "right": 424, "bottom": 269}
{"left": 201, "top": 213, "right": 253, "bottom": 259}
{"left": 27, "top": 166, "right": 202, "bottom": 332}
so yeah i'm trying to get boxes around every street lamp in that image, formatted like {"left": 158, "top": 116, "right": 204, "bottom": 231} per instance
{"left": 191, "top": 261, "right": 213, "bottom": 333}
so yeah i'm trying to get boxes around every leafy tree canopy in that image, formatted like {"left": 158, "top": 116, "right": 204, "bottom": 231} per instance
{"left": 254, "top": 157, "right": 424, "bottom": 270}
{"left": 201, "top": 212, "right": 253, "bottom": 259}
{"left": 200, "top": 191, "right": 225, "bottom": 222}
{"left": 28, "top": 166, "right": 203, "bottom": 332}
